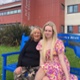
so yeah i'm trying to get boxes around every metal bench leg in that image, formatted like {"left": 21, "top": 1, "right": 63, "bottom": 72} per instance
{"left": 2, "top": 56, "right": 7, "bottom": 80}
{"left": 2, "top": 69, "right": 6, "bottom": 80}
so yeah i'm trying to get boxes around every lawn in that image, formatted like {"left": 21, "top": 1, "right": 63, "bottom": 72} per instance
{"left": 0, "top": 45, "right": 19, "bottom": 80}
{"left": 0, "top": 45, "right": 80, "bottom": 80}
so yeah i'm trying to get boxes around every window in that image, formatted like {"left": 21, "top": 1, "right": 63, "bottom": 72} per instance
{"left": 68, "top": 6, "right": 73, "bottom": 13}
{"left": 0, "top": 13, "right": 2, "bottom": 16}
{"left": 0, "top": 9, "right": 21, "bottom": 16}
{"left": 15, "top": 0, "right": 21, "bottom": 1}
{"left": 18, "top": 9, "right": 21, "bottom": 13}
{"left": 67, "top": 5, "right": 78, "bottom": 13}
{"left": 61, "top": 25, "right": 64, "bottom": 33}
{"left": 16, "top": 0, "right": 21, "bottom": 1}
{"left": 10, "top": 11, "right": 14, "bottom": 14}
{"left": 14, "top": 10, "right": 18, "bottom": 14}
{"left": 74, "top": 5, "right": 78, "bottom": 12}
{"left": 7, "top": 11, "right": 10, "bottom": 15}
{"left": 67, "top": 25, "right": 73, "bottom": 33}
{"left": 78, "top": 26, "right": 80, "bottom": 33}
{"left": 1, "top": 13, "right": 4, "bottom": 16}
{"left": 3, "top": 12, "right": 7, "bottom": 15}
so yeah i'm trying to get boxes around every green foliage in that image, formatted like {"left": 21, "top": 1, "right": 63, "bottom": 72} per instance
{"left": 0, "top": 23, "right": 31, "bottom": 46}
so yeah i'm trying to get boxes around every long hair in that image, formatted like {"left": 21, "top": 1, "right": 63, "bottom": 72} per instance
{"left": 42, "top": 21, "right": 57, "bottom": 62}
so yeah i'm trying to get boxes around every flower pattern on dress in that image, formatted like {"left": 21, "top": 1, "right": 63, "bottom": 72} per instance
{"left": 36, "top": 39, "right": 78, "bottom": 80}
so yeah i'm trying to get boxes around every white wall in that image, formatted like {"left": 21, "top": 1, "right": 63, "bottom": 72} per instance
{"left": 65, "top": 0, "right": 80, "bottom": 33}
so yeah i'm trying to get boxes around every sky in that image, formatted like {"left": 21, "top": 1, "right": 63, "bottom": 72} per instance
{"left": 0, "top": 0, "right": 14, "bottom": 5}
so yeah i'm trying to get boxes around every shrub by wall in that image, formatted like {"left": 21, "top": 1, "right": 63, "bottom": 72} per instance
{"left": 0, "top": 23, "right": 31, "bottom": 46}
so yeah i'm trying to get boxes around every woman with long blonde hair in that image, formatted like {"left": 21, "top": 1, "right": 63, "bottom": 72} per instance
{"left": 35, "top": 21, "right": 78, "bottom": 80}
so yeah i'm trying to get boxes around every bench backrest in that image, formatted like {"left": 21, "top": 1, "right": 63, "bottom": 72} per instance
{"left": 20, "top": 33, "right": 80, "bottom": 58}
{"left": 58, "top": 33, "right": 80, "bottom": 42}
{"left": 58, "top": 33, "right": 80, "bottom": 58}
{"left": 20, "top": 34, "right": 29, "bottom": 51}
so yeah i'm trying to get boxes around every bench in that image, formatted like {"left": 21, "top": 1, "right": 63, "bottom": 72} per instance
{"left": 2, "top": 34, "right": 29, "bottom": 80}
{"left": 2, "top": 33, "right": 80, "bottom": 80}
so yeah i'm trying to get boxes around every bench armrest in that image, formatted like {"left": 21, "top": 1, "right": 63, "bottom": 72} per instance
{"left": 2, "top": 51, "right": 20, "bottom": 67}
{"left": 2, "top": 51, "right": 20, "bottom": 57}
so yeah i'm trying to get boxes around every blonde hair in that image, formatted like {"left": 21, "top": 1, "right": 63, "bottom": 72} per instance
{"left": 30, "top": 26, "right": 42, "bottom": 40}
{"left": 42, "top": 21, "right": 57, "bottom": 62}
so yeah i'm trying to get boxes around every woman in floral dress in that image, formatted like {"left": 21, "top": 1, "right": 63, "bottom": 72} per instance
{"left": 34, "top": 21, "right": 78, "bottom": 80}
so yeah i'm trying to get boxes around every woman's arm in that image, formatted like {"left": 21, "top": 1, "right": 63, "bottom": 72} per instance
{"left": 39, "top": 51, "right": 44, "bottom": 66}
{"left": 58, "top": 53, "right": 70, "bottom": 80}
{"left": 36, "top": 39, "right": 44, "bottom": 66}
{"left": 17, "top": 39, "right": 30, "bottom": 67}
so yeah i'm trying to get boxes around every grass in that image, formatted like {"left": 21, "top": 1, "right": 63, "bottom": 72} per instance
{"left": 65, "top": 47, "right": 80, "bottom": 68}
{"left": 0, "top": 45, "right": 19, "bottom": 80}
{"left": 0, "top": 45, "right": 80, "bottom": 80}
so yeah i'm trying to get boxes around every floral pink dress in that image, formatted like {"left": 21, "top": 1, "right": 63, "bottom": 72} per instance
{"left": 36, "top": 39, "right": 78, "bottom": 80}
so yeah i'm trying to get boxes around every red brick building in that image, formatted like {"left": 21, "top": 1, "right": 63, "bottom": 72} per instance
{"left": 0, "top": 1, "right": 21, "bottom": 25}
{"left": 0, "top": 0, "right": 65, "bottom": 33}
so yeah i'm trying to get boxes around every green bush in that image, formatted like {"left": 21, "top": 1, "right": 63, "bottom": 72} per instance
{"left": 0, "top": 23, "right": 31, "bottom": 46}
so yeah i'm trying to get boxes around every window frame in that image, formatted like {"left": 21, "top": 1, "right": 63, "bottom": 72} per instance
{"left": 61, "top": 25, "right": 64, "bottom": 33}
{"left": 78, "top": 25, "right": 80, "bottom": 33}
{"left": 67, "top": 25, "right": 73, "bottom": 33}
{"left": 67, "top": 4, "right": 78, "bottom": 14}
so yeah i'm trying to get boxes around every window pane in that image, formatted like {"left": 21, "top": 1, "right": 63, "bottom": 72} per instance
{"left": 74, "top": 5, "right": 78, "bottom": 13}
{"left": 69, "top": 26, "right": 72, "bottom": 30}
{"left": 10, "top": 11, "right": 14, "bottom": 14}
{"left": 78, "top": 26, "right": 80, "bottom": 33}
{"left": 3, "top": 12, "right": 7, "bottom": 15}
{"left": 61, "top": 25, "right": 64, "bottom": 33}
{"left": 1, "top": 13, "right": 4, "bottom": 16}
{"left": 18, "top": 9, "right": 21, "bottom": 13}
{"left": 67, "top": 26, "right": 73, "bottom": 33}
{"left": 0, "top": 13, "right": 2, "bottom": 16}
{"left": 68, "top": 6, "right": 73, "bottom": 13}
{"left": 14, "top": 10, "right": 18, "bottom": 14}
{"left": 7, "top": 11, "right": 10, "bottom": 15}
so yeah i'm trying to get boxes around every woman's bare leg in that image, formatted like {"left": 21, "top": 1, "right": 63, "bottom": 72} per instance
{"left": 34, "top": 67, "right": 45, "bottom": 80}
{"left": 14, "top": 67, "right": 22, "bottom": 80}
{"left": 14, "top": 67, "right": 22, "bottom": 74}
{"left": 14, "top": 67, "right": 27, "bottom": 80}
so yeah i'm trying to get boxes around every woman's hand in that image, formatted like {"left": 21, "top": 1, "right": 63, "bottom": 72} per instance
{"left": 14, "top": 66, "right": 22, "bottom": 74}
